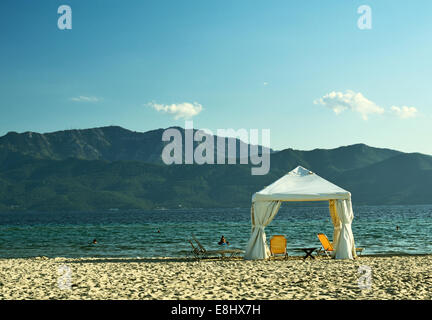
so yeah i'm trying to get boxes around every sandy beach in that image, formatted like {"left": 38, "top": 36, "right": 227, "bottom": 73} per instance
{"left": 0, "top": 255, "right": 431, "bottom": 300}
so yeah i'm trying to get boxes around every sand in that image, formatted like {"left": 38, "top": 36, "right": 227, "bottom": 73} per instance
{"left": 0, "top": 255, "right": 431, "bottom": 300}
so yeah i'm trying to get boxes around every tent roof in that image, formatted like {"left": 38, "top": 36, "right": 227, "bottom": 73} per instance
{"left": 252, "top": 166, "right": 351, "bottom": 202}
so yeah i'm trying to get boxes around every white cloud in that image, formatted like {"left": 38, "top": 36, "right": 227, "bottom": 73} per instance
{"left": 70, "top": 96, "right": 100, "bottom": 102}
{"left": 314, "top": 90, "right": 384, "bottom": 120}
{"left": 148, "top": 102, "right": 203, "bottom": 120}
{"left": 390, "top": 106, "right": 418, "bottom": 119}
{"left": 263, "top": 82, "right": 269, "bottom": 86}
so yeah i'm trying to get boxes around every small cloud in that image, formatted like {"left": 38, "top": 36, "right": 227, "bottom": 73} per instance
{"left": 314, "top": 90, "right": 384, "bottom": 120}
{"left": 70, "top": 96, "right": 101, "bottom": 102}
{"left": 390, "top": 106, "right": 418, "bottom": 119}
{"left": 263, "top": 82, "right": 269, "bottom": 86}
{"left": 148, "top": 101, "right": 203, "bottom": 120}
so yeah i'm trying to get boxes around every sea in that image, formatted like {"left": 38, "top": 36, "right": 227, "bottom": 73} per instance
{"left": 0, "top": 205, "right": 431, "bottom": 259}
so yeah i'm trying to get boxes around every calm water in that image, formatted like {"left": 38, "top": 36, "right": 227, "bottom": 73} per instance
{"left": 0, "top": 205, "right": 431, "bottom": 258}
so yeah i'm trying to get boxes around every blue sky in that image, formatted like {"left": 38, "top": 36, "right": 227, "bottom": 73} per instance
{"left": 1, "top": 0, "right": 431, "bottom": 154}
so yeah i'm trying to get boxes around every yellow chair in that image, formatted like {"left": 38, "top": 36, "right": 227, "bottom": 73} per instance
{"left": 317, "top": 233, "right": 334, "bottom": 257}
{"left": 317, "top": 233, "right": 364, "bottom": 257}
{"left": 269, "top": 235, "right": 288, "bottom": 259}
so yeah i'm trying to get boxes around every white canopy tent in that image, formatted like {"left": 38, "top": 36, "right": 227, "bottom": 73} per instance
{"left": 244, "top": 166, "right": 357, "bottom": 260}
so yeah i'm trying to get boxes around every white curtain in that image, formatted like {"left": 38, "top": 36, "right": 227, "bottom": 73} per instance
{"left": 328, "top": 200, "right": 341, "bottom": 258}
{"left": 244, "top": 200, "right": 281, "bottom": 260}
{"left": 334, "top": 199, "right": 355, "bottom": 259}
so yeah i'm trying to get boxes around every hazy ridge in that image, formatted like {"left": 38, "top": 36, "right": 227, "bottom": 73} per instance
{"left": 0, "top": 126, "right": 431, "bottom": 211}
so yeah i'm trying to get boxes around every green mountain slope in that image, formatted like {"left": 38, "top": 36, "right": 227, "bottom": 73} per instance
{"left": 334, "top": 152, "right": 432, "bottom": 204}
{"left": 0, "top": 154, "right": 276, "bottom": 211}
{"left": 0, "top": 126, "right": 271, "bottom": 164}
{"left": 270, "top": 143, "right": 402, "bottom": 179}
{"left": 0, "top": 126, "right": 431, "bottom": 211}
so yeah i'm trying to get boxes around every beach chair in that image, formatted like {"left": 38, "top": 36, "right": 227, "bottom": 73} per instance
{"left": 269, "top": 235, "right": 288, "bottom": 260}
{"left": 188, "top": 239, "right": 202, "bottom": 259}
{"left": 191, "top": 235, "right": 243, "bottom": 259}
{"left": 317, "top": 233, "right": 364, "bottom": 257}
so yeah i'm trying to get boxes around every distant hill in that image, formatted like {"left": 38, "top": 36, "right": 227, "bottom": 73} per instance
{"left": 0, "top": 126, "right": 431, "bottom": 211}
{"left": 0, "top": 126, "right": 271, "bottom": 164}
{"left": 269, "top": 143, "right": 402, "bottom": 179}
{"left": 333, "top": 152, "right": 432, "bottom": 204}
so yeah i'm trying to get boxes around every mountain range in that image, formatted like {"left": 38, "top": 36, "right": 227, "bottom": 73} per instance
{"left": 0, "top": 126, "right": 431, "bottom": 211}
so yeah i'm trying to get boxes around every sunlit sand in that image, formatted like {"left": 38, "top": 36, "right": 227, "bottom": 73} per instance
{"left": 1, "top": 255, "right": 431, "bottom": 300}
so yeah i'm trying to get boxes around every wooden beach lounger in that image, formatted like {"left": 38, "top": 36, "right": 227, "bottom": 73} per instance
{"left": 317, "top": 233, "right": 364, "bottom": 257}
{"left": 189, "top": 235, "right": 243, "bottom": 259}
{"left": 188, "top": 239, "right": 202, "bottom": 258}
{"left": 269, "top": 235, "right": 288, "bottom": 260}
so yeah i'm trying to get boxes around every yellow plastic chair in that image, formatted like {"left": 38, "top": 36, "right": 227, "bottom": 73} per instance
{"left": 317, "top": 233, "right": 334, "bottom": 257}
{"left": 269, "top": 235, "right": 288, "bottom": 260}
{"left": 317, "top": 233, "right": 364, "bottom": 257}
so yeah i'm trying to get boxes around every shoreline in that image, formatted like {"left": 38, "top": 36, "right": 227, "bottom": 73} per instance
{"left": 1, "top": 255, "right": 432, "bottom": 300}
{"left": 1, "top": 252, "right": 431, "bottom": 260}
